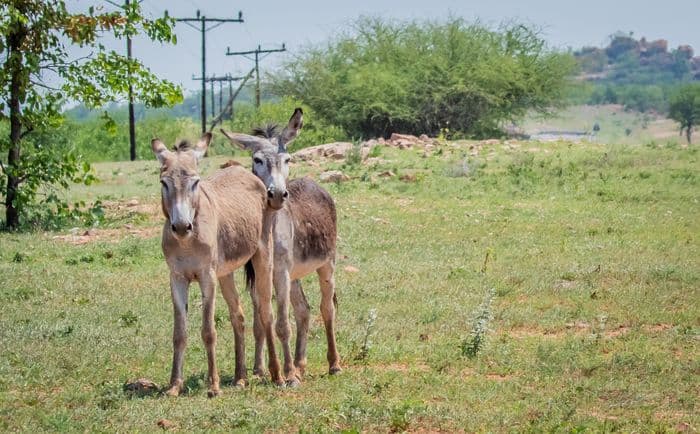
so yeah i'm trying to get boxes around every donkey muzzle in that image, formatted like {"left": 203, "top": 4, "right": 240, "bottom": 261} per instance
{"left": 266, "top": 185, "right": 288, "bottom": 210}
{"left": 171, "top": 221, "right": 193, "bottom": 237}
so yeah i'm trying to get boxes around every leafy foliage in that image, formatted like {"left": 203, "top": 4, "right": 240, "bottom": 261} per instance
{"left": 271, "top": 17, "right": 574, "bottom": 138}
{"left": 668, "top": 83, "right": 700, "bottom": 143}
{"left": 0, "top": 0, "right": 182, "bottom": 229}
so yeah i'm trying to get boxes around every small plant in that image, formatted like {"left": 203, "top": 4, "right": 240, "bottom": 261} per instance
{"left": 344, "top": 142, "right": 363, "bottom": 167}
{"left": 461, "top": 288, "right": 496, "bottom": 358}
{"left": 354, "top": 308, "right": 378, "bottom": 361}
{"left": 12, "top": 252, "right": 25, "bottom": 263}
{"left": 119, "top": 310, "right": 138, "bottom": 327}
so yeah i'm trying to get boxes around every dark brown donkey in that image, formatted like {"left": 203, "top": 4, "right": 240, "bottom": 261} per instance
{"left": 221, "top": 109, "right": 341, "bottom": 386}
{"left": 151, "top": 133, "right": 284, "bottom": 397}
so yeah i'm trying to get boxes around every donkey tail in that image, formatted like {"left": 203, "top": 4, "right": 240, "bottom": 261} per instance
{"left": 244, "top": 260, "right": 255, "bottom": 293}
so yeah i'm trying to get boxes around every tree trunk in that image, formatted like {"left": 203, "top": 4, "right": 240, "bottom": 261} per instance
{"left": 686, "top": 123, "right": 692, "bottom": 144}
{"left": 4, "top": 25, "right": 26, "bottom": 229}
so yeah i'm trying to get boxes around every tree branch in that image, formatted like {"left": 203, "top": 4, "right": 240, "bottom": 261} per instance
{"left": 20, "top": 126, "right": 34, "bottom": 140}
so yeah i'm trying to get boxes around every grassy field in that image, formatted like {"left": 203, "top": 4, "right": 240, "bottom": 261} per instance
{"left": 521, "top": 104, "right": 696, "bottom": 146}
{"left": 0, "top": 138, "right": 698, "bottom": 432}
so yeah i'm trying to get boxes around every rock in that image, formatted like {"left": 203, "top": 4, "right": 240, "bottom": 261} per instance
{"left": 399, "top": 173, "right": 417, "bottom": 182}
{"left": 126, "top": 199, "right": 139, "bottom": 207}
{"left": 419, "top": 134, "right": 430, "bottom": 142}
{"left": 344, "top": 265, "right": 359, "bottom": 273}
{"left": 82, "top": 229, "right": 97, "bottom": 237}
{"left": 123, "top": 378, "right": 159, "bottom": 397}
{"left": 293, "top": 142, "right": 354, "bottom": 161}
{"left": 157, "top": 419, "right": 176, "bottom": 430}
{"left": 389, "top": 133, "right": 421, "bottom": 144}
{"left": 377, "top": 170, "right": 395, "bottom": 178}
{"left": 319, "top": 170, "right": 349, "bottom": 183}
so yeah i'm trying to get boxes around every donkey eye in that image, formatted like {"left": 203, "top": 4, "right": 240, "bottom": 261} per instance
{"left": 253, "top": 158, "right": 263, "bottom": 165}
{"left": 284, "top": 157, "right": 291, "bottom": 164}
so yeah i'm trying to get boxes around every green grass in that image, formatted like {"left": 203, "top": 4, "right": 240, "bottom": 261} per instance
{"left": 0, "top": 140, "right": 698, "bottom": 432}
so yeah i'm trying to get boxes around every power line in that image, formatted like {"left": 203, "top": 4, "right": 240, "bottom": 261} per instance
{"left": 175, "top": 10, "right": 244, "bottom": 134}
{"left": 192, "top": 73, "right": 249, "bottom": 121}
{"left": 226, "top": 44, "right": 286, "bottom": 108}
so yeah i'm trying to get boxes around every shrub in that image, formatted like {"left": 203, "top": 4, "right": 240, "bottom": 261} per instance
{"left": 271, "top": 17, "right": 574, "bottom": 138}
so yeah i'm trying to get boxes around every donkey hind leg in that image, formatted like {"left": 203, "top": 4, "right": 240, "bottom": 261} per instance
{"left": 200, "top": 269, "right": 221, "bottom": 397}
{"left": 219, "top": 273, "right": 247, "bottom": 387}
{"left": 290, "top": 279, "right": 310, "bottom": 377}
{"left": 273, "top": 268, "right": 299, "bottom": 386}
{"left": 251, "top": 247, "right": 283, "bottom": 386}
{"left": 166, "top": 274, "right": 189, "bottom": 397}
{"left": 247, "top": 277, "right": 266, "bottom": 377}
{"left": 317, "top": 262, "right": 341, "bottom": 374}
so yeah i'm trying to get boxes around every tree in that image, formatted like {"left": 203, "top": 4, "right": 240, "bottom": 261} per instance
{"left": 669, "top": 83, "right": 700, "bottom": 144}
{"left": 270, "top": 17, "right": 574, "bottom": 139}
{"left": 0, "top": 0, "right": 182, "bottom": 229}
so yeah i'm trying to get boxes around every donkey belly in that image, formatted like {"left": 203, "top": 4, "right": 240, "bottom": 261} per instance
{"left": 290, "top": 258, "right": 329, "bottom": 280}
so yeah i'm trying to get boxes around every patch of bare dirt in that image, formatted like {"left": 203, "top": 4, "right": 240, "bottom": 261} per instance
{"left": 369, "top": 362, "right": 430, "bottom": 373}
{"left": 645, "top": 323, "right": 674, "bottom": 333}
{"left": 52, "top": 225, "right": 160, "bottom": 245}
{"left": 485, "top": 373, "right": 516, "bottom": 382}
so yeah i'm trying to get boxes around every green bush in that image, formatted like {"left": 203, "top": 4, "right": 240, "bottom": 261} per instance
{"left": 271, "top": 17, "right": 574, "bottom": 138}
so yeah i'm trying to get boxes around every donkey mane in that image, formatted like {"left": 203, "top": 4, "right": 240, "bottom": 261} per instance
{"left": 251, "top": 124, "right": 279, "bottom": 139}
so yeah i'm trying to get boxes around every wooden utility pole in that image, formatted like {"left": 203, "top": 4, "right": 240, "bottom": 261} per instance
{"left": 226, "top": 44, "right": 286, "bottom": 108}
{"left": 176, "top": 10, "right": 244, "bottom": 134}
{"left": 192, "top": 73, "right": 249, "bottom": 121}
{"left": 106, "top": 0, "right": 139, "bottom": 160}
{"left": 125, "top": 0, "right": 136, "bottom": 161}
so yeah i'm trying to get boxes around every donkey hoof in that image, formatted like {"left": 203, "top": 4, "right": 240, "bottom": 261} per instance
{"left": 329, "top": 366, "right": 342, "bottom": 375}
{"left": 164, "top": 386, "right": 180, "bottom": 397}
{"left": 286, "top": 377, "right": 301, "bottom": 388}
{"left": 233, "top": 378, "right": 247, "bottom": 389}
{"left": 207, "top": 388, "right": 221, "bottom": 398}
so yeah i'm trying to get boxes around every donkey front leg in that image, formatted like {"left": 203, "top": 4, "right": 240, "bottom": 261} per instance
{"left": 200, "top": 269, "right": 221, "bottom": 397}
{"left": 219, "top": 272, "right": 247, "bottom": 387}
{"left": 273, "top": 267, "right": 298, "bottom": 386}
{"left": 251, "top": 248, "right": 283, "bottom": 386}
{"left": 166, "top": 273, "right": 189, "bottom": 397}
{"left": 318, "top": 262, "right": 341, "bottom": 374}
{"left": 290, "top": 279, "right": 310, "bottom": 377}
{"left": 248, "top": 279, "right": 266, "bottom": 377}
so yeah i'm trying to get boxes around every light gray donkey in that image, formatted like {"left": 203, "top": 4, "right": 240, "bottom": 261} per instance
{"left": 151, "top": 133, "right": 284, "bottom": 396}
{"left": 221, "top": 109, "right": 341, "bottom": 386}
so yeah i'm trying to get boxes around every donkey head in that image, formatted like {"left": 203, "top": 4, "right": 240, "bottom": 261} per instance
{"left": 220, "top": 108, "right": 303, "bottom": 210}
{"left": 151, "top": 133, "right": 211, "bottom": 238}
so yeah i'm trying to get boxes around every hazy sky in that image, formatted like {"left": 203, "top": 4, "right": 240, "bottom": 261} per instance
{"left": 71, "top": 0, "right": 700, "bottom": 93}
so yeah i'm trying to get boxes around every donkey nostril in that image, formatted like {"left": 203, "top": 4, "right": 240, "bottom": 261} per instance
{"left": 171, "top": 224, "right": 177, "bottom": 233}
{"left": 282, "top": 191, "right": 289, "bottom": 199}
{"left": 186, "top": 223, "right": 193, "bottom": 231}
{"left": 267, "top": 190, "right": 274, "bottom": 198}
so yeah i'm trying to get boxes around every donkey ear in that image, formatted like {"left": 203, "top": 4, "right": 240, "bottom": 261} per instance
{"left": 220, "top": 129, "right": 267, "bottom": 152}
{"left": 278, "top": 107, "right": 304, "bottom": 152}
{"left": 193, "top": 132, "right": 211, "bottom": 162}
{"left": 151, "top": 138, "right": 171, "bottom": 165}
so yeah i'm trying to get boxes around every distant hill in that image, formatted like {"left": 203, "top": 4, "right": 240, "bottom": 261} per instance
{"left": 574, "top": 32, "right": 700, "bottom": 85}
{"left": 568, "top": 33, "right": 699, "bottom": 113}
